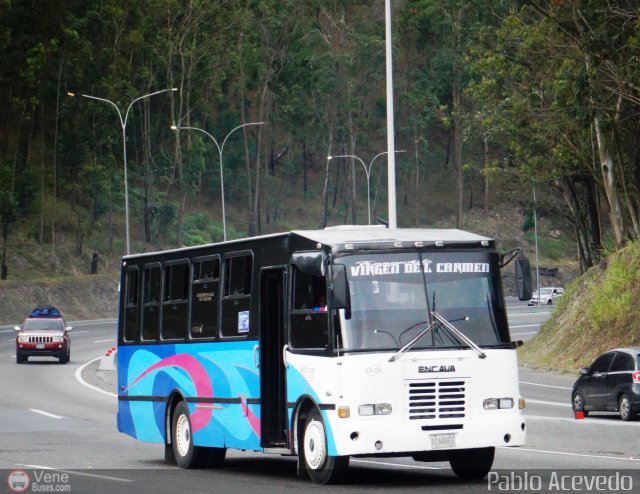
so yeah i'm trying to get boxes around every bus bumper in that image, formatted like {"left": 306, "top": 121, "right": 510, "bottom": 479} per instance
{"left": 327, "top": 413, "right": 526, "bottom": 457}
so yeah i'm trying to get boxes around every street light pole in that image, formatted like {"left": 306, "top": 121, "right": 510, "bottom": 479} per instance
{"left": 385, "top": 0, "right": 398, "bottom": 228}
{"left": 171, "top": 122, "right": 265, "bottom": 242}
{"left": 68, "top": 88, "right": 177, "bottom": 255}
{"left": 328, "top": 150, "right": 405, "bottom": 225}
{"left": 533, "top": 184, "right": 541, "bottom": 303}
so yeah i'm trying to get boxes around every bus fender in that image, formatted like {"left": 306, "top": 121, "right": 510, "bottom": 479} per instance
{"left": 291, "top": 395, "right": 320, "bottom": 456}
{"left": 165, "top": 389, "right": 188, "bottom": 445}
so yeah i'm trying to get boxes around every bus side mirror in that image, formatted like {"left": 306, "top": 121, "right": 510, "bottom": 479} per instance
{"left": 515, "top": 257, "right": 533, "bottom": 301}
{"left": 290, "top": 251, "right": 326, "bottom": 277}
{"left": 331, "top": 264, "right": 349, "bottom": 310}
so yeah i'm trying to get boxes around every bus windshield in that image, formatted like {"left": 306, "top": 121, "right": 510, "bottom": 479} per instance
{"left": 335, "top": 251, "right": 509, "bottom": 352}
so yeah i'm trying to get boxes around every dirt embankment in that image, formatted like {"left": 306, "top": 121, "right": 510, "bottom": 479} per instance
{"left": 0, "top": 275, "right": 119, "bottom": 325}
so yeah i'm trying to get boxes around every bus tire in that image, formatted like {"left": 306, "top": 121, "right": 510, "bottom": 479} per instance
{"left": 300, "top": 408, "right": 348, "bottom": 484}
{"left": 449, "top": 447, "right": 495, "bottom": 479}
{"left": 164, "top": 443, "right": 175, "bottom": 464}
{"left": 171, "top": 401, "right": 226, "bottom": 468}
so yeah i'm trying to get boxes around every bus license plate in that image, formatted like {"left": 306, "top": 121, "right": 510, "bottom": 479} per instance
{"left": 430, "top": 433, "right": 456, "bottom": 450}
{"left": 36, "top": 344, "right": 45, "bottom": 349}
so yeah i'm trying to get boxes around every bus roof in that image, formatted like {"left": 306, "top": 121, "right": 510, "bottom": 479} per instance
{"left": 292, "top": 226, "right": 491, "bottom": 247}
{"left": 122, "top": 227, "right": 493, "bottom": 260}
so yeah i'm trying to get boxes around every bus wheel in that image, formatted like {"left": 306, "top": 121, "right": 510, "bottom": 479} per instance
{"left": 171, "top": 401, "right": 226, "bottom": 468}
{"left": 449, "top": 447, "right": 495, "bottom": 479}
{"left": 301, "top": 408, "right": 348, "bottom": 484}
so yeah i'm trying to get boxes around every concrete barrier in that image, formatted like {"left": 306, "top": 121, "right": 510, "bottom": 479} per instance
{"left": 98, "top": 346, "right": 117, "bottom": 371}
{"left": 526, "top": 415, "right": 640, "bottom": 457}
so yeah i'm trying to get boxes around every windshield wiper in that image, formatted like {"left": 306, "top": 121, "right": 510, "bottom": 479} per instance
{"left": 388, "top": 321, "right": 436, "bottom": 362}
{"left": 431, "top": 311, "right": 486, "bottom": 359}
{"left": 388, "top": 312, "right": 486, "bottom": 362}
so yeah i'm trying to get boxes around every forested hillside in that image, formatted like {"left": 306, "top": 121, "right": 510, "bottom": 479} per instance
{"left": 1, "top": 1, "right": 639, "bottom": 275}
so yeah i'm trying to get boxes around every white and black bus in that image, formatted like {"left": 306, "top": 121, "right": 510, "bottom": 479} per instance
{"left": 117, "top": 226, "right": 531, "bottom": 484}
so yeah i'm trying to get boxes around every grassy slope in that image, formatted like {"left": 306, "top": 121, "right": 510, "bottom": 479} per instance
{"left": 519, "top": 241, "right": 640, "bottom": 372}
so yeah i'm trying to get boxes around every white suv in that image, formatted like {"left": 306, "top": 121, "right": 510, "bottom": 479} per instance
{"left": 529, "top": 287, "right": 563, "bottom": 306}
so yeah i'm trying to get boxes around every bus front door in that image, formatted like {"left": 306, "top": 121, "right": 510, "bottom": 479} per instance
{"left": 259, "top": 267, "right": 287, "bottom": 447}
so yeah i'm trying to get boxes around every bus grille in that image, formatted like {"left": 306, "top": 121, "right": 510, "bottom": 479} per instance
{"left": 408, "top": 381, "right": 466, "bottom": 420}
{"left": 28, "top": 336, "right": 54, "bottom": 343}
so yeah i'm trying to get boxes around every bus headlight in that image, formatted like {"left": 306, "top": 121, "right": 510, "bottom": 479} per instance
{"left": 483, "top": 398, "right": 514, "bottom": 410}
{"left": 358, "top": 403, "right": 392, "bottom": 416}
{"left": 499, "top": 398, "right": 514, "bottom": 409}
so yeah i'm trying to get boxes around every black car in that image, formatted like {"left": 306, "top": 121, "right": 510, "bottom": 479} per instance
{"left": 572, "top": 347, "right": 640, "bottom": 421}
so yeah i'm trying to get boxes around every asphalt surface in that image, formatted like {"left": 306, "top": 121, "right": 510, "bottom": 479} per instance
{"left": 1, "top": 302, "right": 639, "bottom": 494}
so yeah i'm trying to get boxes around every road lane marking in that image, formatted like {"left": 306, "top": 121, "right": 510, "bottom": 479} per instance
{"left": 525, "top": 399, "right": 571, "bottom": 408}
{"left": 73, "top": 330, "right": 89, "bottom": 334}
{"left": 20, "top": 465, "right": 133, "bottom": 482}
{"left": 69, "top": 319, "right": 116, "bottom": 326}
{"left": 509, "top": 312, "right": 551, "bottom": 318}
{"left": 512, "top": 332, "right": 537, "bottom": 337}
{"left": 0, "top": 329, "right": 16, "bottom": 333}
{"left": 510, "top": 324, "right": 540, "bottom": 329}
{"left": 29, "top": 409, "right": 65, "bottom": 420}
{"left": 520, "top": 381, "right": 572, "bottom": 390}
{"left": 74, "top": 356, "right": 117, "bottom": 398}
{"left": 501, "top": 447, "right": 640, "bottom": 462}
{"left": 352, "top": 459, "right": 442, "bottom": 470}
{"left": 94, "top": 338, "right": 115, "bottom": 343}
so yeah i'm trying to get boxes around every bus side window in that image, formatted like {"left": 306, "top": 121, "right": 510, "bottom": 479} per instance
{"left": 123, "top": 267, "right": 140, "bottom": 342}
{"left": 290, "top": 267, "right": 328, "bottom": 349}
{"left": 191, "top": 257, "right": 220, "bottom": 339}
{"left": 221, "top": 253, "right": 253, "bottom": 338}
{"left": 162, "top": 262, "right": 189, "bottom": 340}
{"left": 142, "top": 265, "right": 161, "bottom": 341}
{"left": 224, "top": 255, "right": 252, "bottom": 296}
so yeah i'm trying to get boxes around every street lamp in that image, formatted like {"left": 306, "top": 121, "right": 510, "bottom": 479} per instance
{"left": 533, "top": 184, "right": 541, "bottom": 304}
{"left": 171, "top": 122, "right": 265, "bottom": 242}
{"left": 328, "top": 150, "right": 405, "bottom": 225}
{"left": 385, "top": 0, "right": 398, "bottom": 229}
{"left": 68, "top": 88, "right": 177, "bottom": 255}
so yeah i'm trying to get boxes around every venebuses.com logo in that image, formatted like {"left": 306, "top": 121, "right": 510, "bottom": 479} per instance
{"left": 6, "top": 469, "right": 71, "bottom": 493}
{"left": 7, "top": 470, "right": 30, "bottom": 493}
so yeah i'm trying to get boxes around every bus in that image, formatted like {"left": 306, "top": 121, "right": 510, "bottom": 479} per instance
{"left": 116, "top": 227, "right": 531, "bottom": 484}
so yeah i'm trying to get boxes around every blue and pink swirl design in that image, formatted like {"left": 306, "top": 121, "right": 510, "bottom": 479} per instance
{"left": 117, "top": 341, "right": 261, "bottom": 451}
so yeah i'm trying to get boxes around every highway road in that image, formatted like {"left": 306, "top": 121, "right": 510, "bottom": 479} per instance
{"left": 1, "top": 301, "right": 639, "bottom": 493}
{"left": 507, "top": 298, "right": 554, "bottom": 343}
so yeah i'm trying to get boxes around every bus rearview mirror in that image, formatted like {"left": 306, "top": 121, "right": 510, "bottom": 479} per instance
{"left": 515, "top": 257, "right": 533, "bottom": 301}
{"left": 331, "top": 264, "right": 349, "bottom": 310}
{"left": 290, "top": 251, "right": 325, "bottom": 277}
